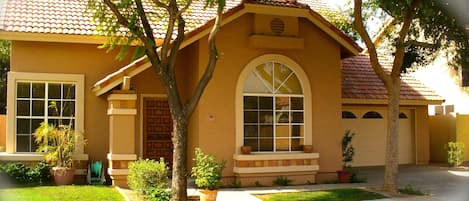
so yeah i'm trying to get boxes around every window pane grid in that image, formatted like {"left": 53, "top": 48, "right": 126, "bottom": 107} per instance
{"left": 243, "top": 96, "right": 304, "bottom": 152}
{"left": 15, "top": 81, "right": 76, "bottom": 152}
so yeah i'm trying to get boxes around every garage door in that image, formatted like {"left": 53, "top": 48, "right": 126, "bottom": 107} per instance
{"left": 342, "top": 108, "right": 414, "bottom": 167}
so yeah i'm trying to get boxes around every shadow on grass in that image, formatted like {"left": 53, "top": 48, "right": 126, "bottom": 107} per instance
{"left": 257, "top": 188, "right": 387, "bottom": 201}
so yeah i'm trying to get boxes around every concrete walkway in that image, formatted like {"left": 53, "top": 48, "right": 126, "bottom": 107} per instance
{"left": 116, "top": 165, "right": 469, "bottom": 201}
{"left": 357, "top": 165, "right": 469, "bottom": 201}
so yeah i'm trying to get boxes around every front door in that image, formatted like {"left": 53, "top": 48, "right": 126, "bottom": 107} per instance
{"left": 143, "top": 97, "right": 173, "bottom": 167}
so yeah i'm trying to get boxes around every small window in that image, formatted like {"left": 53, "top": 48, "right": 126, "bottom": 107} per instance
{"left": 342, "top": 111, "right": 357, "bottom": 119}
{"left": 399, "top": 112, "right": 408, "bottom": 119}
{"left": 362, "top": 111, "right": 383, "bottom": 119}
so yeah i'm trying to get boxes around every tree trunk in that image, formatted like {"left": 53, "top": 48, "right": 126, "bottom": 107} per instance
{"left": 383, "top": 77, "right": 401, "bottom": 194}
{"left": 171, "top": 118, "right": 188, "bottom": 201}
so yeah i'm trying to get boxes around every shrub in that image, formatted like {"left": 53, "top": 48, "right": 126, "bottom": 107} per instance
{"left": 127, "top": 158, "right": 169, "bottom": 195}
{"left": 28, "top": 161, "right": 51, "bottom": 184}
{"left": 446, "top": 141, "right": 464, "bottom": 167}
{"left": 146, "top": 188, "right": 172, "bottom": 201}
{"left": 349, "top": 172, "right": 367, "bottom": 183}
{"left": 0, "top": 163, "right": 29, "bottom": 183}
{"left": 272, "top": 176, "right": 292, "bottom": 186}
{"left": 191, "top": 148, "right": 226, "bottom": 190}
{"left": 342, "top": 130, "right": 356, "bottom": 168}
{"left": 399, "top": 184, "right": 427, "bottom": 195}
{"left": 0, "top": 161, "right": 51, "bottom": 185}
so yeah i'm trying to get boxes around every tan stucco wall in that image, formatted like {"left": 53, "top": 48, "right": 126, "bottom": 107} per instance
{"left": 429, "top": 114, "right": 469, "bottom": 163}
{"left": 0, "top": 115, "right": 5, "bottom": 151}
{"left": 191, "top": 14, "right": 343, "bottom": 180}
{"left": 429, "top": 115, "right": 456, "bottom": 162}
{"left": 415, "top": 106, "right": 430, "bottom": 164}
{"left": 456, "top": 114, "right": 469, "bottom": 161}
{"left": 10, "top": 41, "right": 134, "bottom": 163}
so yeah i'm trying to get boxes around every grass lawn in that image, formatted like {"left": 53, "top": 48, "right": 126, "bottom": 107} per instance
{"left": 0, "top": 185, "right": 125, "bottom": 201}
{"left": 257, "top": 188, "right": 387, "bottom": 201}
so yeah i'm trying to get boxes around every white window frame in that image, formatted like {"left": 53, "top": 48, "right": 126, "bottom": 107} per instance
{"left": 235, "top": 54, "right": 312, "bottom": 154}
{"left": 5, "top": 72, "right": 85, "bottom": 154}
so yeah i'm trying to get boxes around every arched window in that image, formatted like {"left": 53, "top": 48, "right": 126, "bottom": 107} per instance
{"left": 243, "top": 62, "right": 304, "bottom": 152}
{"left": 362, "top": 111, "right": 383, "bottom": 119}
{"left": 342, "top": 111, "right": 357, "bottom": 119}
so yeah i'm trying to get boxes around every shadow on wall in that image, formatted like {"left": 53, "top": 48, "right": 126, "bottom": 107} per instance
{"left": 430, "top": 114, "right": 469, "bottom": 163}
{"left": 0, "top": 115, "right": 5, "bottom": 152}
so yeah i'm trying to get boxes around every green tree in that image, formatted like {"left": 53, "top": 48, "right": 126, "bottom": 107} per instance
{"left": 0, "top": 40, "right": 10, "bottom": 114}
{"left": 353, "top": 0, "right": 468, "bottom": 194}
{"left": 87, "top": 0, "right": 225, "bottom": 200}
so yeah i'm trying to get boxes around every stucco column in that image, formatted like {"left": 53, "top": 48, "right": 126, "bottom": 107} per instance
{"left": 107, "top": 90, "right": 137, "bottom": 187}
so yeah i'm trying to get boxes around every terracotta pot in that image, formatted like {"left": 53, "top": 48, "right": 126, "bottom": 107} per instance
{"left": 303, "top": 145, "right": 313, "bottom": 153}
{"left": 199, "top": 189, "right": 219, "bottom": 201}
{"left": 51, "top": 167, "right": 75, "bottom": 185}
{"left": 240, "top": 146, "right": 252, "bottom": 154}
{"left": 336, "top": 170, "right": 351, "bottom": 183}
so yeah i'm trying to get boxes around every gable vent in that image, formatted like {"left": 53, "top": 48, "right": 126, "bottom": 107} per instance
{"left": 270, "top": 18, "right": 285, "bottom": 35}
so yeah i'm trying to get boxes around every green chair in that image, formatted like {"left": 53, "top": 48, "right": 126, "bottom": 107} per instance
{"left": 87, "top": 161, "right": 105, "bottom": 185}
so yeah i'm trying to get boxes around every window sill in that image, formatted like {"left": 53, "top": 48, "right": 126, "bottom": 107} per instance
{"left": 233, "top": 152, "right": 319, "bottom": 161}
{"left": 0, "top": 153, "right": 89, "bottom": 161}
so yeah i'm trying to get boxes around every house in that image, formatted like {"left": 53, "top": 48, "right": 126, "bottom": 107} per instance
{"left": 0, "top": 0, "right": 441, "bottom": 187}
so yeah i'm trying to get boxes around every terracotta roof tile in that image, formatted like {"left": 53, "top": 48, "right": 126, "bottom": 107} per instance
{"left": 0, "top": 0, "right": 332, "bottom": 38}
{"left": 342, "top": 55, "right": 443, "bottom": 101}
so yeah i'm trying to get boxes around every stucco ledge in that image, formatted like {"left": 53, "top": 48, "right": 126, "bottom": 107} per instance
{"left": 233, "top": 152, "right": 319, "bottom": 161}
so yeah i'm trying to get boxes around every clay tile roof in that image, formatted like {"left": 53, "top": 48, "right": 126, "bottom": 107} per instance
{"left": 245, "top": 0, "right": 310, "bottom": 9}
{"left": 0, "top": 0, "right": 333, "bottom": 37}
{"left": 342, "top": 55, "right": 443, "bottom": 102}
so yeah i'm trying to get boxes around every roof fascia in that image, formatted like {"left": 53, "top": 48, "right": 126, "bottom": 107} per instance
{"left": 0, "top": 31, "right": 107, "bottom": 44}
{"left": 93, "top": 5, "right": 247, "bottom": 96}
{"left": 93, "top": 3, "right": 363, "bottom": 96}
{"left": 342, "top": 98, "right": 444, "bottom": 106}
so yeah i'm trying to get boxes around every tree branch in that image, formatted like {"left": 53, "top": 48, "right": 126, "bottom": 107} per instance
{"left": 135, "top": 0, "right": 160, "bottom": 65}
{"left": 403, "top": 40, "right": 437, "bottom": 49}
{"left": 353, "top": 0, "right": 391, "bottom": 86}
{"left": 176, "top": 0, "right": 193, "bottom": 19}
{"left": 184, "top": 4, "right": 223, "bottom": 117}
{"left": 168, "top": 17, "right": 186, "bottom": 76}
{"left": 103, "top": 0, "right": 146, "bottom": 43}
{"left": 160, "top": 0, "right": 178, "bottom": 69}
{"left": 391, "top": 0, "right": 421, "bottom": 77}
{"left": 151, "top": 0, "right": 169, "bottom": 10}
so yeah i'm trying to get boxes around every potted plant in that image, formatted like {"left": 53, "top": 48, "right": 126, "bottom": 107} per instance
{"left": 240, "top": 145, "right": 252, "bottom": 154}
{"left": 337, "top": 130, "right": 355, "bottom": 183}
{"left": 191, "top": 148, "right": 226, "bottom": 201}
{"left": 34, "top": 102, "right": 82, "bottom": 185}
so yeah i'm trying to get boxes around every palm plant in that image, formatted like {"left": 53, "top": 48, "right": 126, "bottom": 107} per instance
{"left": 35, "top": 122, "right": 78, "bottom": 168}
{"left": 34, "top": 101, "right": 80, "bottom": 168}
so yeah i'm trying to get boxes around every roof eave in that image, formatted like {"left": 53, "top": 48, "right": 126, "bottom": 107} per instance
{"left": 342, "top": 98, "right": 444, "bottom": 106}
{"left": 0, "top": 31, "right": 108, "bottom": 44}
{"left": 93, "top": 3, "right": 363, "bottom": 96}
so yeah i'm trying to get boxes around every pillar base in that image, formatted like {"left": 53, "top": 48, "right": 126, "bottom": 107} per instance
{"left": 107, "top": 153, "right": 137, "bottom": 188}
